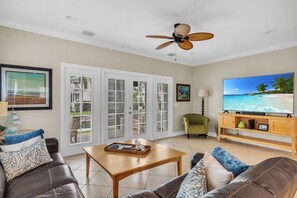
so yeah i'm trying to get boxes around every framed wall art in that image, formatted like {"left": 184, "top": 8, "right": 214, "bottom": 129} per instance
{"left": 0, "top": 64, "right": 52, "bottom": 110}
{"left": 176, "top": 84, "right": 190, "bottom": 101}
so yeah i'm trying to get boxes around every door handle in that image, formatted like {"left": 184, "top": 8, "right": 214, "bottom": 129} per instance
{"left": 129, "top": 112, "right": 132, "bottom": 114}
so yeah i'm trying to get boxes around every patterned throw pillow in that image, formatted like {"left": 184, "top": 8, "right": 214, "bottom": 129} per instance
{"left": 211, "top": 146, "right": 249, "bottom": 177}
{"left": 0, "top": 139, "right": 53, "bottom": 181}
{"left": 176, "top": 160, "right": 207, "bottom": 198}
{"left": 4, "top": 128, "right": 44, "bottom": 145}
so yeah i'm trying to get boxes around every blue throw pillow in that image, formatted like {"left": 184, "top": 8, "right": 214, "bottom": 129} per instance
{"left": 211, "top": 146, "right": 249, "bottom": 177}
{"left": 5, "top": 129, "right": 44, "bottom": 145}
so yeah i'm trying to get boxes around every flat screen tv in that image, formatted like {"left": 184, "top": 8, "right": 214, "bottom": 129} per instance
{"left": 223, "top": 72, "right": 294, "bottom": 114}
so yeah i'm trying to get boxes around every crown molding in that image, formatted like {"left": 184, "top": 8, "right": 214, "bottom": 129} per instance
{"left": 193, "top": 41, "right": 297, "bottom": 67}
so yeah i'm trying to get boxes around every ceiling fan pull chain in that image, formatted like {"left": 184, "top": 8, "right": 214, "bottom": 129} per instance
{"left": 175, "top": 44, "right": 177, "bottom": 62}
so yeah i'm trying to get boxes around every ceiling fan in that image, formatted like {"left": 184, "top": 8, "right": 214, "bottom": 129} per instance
{"left": 146, "top": 23, "right": 214, "bottom": 50}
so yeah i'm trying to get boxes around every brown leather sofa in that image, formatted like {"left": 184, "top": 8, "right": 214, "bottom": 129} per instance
{"left": 126, "top": 154, "right": 297, "bottom": 198}
{"left": 0, "top": 138, "right": 84, "bottom": 198}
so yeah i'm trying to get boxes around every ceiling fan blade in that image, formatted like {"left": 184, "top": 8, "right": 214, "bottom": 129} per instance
{"left": 187, "top": 32, "right": 214, "bottom": 41}
{"left": 174, "top": 23, "right": 191, "bottom": 38}
{"left": 146, "top": 35, "right": 173, "bottom": 39}
{"left": 178, "top": 40, "right": 193, "bottom": 50}
{"left": 156, "top": 41, "right": 174, "bottom": 50}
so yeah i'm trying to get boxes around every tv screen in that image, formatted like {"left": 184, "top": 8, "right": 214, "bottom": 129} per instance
{"left": 223, "top": 72, "right": 294, "bottom": 114}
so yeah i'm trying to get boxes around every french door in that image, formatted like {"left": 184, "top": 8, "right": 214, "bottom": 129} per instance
{"left": 102, "top": 70, "right": 152, "bottom": 143}
{"left": 153, "top": 76, "right": 173, "bottom": 139}
{"left": 60, "top": 63, "right": 100, "bottom": 156}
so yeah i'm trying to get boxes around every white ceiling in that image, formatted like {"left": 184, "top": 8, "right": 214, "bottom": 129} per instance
{"left": 0, "top": 0, "right": 296, "bottom": 66}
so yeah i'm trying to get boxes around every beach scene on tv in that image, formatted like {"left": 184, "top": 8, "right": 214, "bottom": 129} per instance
{"left": 223, "top": 73, "right": 294, "bottom": 114}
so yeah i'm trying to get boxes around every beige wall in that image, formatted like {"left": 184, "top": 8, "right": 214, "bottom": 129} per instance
{"left": 193, "top": 47, "right": 297, "bottom": 133}
{"left": 0, "top": 26, "right": 193, "bottom": 139}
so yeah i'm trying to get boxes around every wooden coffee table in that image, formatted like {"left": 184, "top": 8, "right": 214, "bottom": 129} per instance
{"left": 83, "top": 138, "right": 186, "bottom": 198}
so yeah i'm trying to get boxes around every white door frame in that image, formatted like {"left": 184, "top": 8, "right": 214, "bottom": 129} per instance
{"left": 60, "top": 63, "right": 101, "bottom": 156}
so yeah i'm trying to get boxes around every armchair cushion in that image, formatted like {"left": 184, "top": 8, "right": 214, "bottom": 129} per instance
{"left": 189, "top": 124, "right": 206, "bottom": 133}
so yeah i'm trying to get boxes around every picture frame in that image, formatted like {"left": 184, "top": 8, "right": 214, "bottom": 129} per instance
{"left": 176, "top": 84, "right": 190, "bottom": 101}
{"left": 0, "top": 64, "right": 52, "bottom": 110}
{"left": 258, "top": 123, "right": 268, "bottom": 131}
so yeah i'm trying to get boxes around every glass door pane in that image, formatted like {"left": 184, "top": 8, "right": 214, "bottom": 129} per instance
{"left": 132, "top": 81, "right": 147, "bottom": 135}
{"left": 69, "top": 75, "right": 93, "bottom": 144}
{"left": 108, "top": 79, "right": 125, "bottom": 139}
{"left": 157, "top": 83, "right": 168, "bottom": 132}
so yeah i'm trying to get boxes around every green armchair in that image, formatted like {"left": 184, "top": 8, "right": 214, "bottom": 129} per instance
{"left": 183, "top": 113, "right": 210, "bottom": 139}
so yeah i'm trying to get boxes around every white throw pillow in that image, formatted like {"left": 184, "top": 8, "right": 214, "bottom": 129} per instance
{"left": 0, "top": 136, "right": 41, "bottom": 152}
{"left": 176, "top": 160, "right": 207, "bottom": 198}
{"left": 203, "top": 152, "right": 234, "bottom": 191}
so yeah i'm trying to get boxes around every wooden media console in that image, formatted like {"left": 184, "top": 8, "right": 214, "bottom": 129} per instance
{"left": 218, "top": 113, "right": 297, "bottom": 157}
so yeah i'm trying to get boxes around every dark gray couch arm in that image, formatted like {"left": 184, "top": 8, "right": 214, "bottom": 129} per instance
{"left": 125, "top": 174, "right": 187, "bottom": 198}
{"left": 191, "top": 153, "right": 204, "bottom": 168}
{"left": 124, "top": 190, "right": 160, "bottom": 198}
{"left": 45, "top": 138, "right": 59, "bottom": 153}
{"left": 154, "top": 174, "right": 187, "bottom": 198}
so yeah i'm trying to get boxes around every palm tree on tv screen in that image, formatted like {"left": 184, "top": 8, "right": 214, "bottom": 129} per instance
{"left": 271, "top": 75, "right": 294, "bottom": 94}
{"left": 286, "top": 74, "right": 294, "bottom": 93}
{"left": 272, "top": 76, "right": 287, "bottom": 93}
{"left": 256, "top": 83, "right": 267, "bottom": 93}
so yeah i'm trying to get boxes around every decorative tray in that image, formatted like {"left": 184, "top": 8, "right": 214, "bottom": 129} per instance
{"left": 104, "top": 142, "right": 151, "bottom": 155}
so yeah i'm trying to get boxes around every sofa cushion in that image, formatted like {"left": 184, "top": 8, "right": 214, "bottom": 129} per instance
{"left": 0, "top": 136, "right": 41, "bottom": 152}
{"left": 0, "top": 165, "right": 6, "bottom": 198}
{"left": 176, "top": 160, "right": 207, "bottom": 198}
{"left": 4, "top": 128, "right": 44, "bottom": 145}
{"left": 201, "top": 181, "right": 274, "bottom": 198}
{"left": 232, "top": 157, "right": 297, "bottom": 198}
{"left": 0, "top": 139, "right": 53, "bottom": 181}
{"left": 5, "top": 165, "right": 78, "bottom": 198}
{"left": 203, "top": 152, "right": 234, "bottom": 190}
{"left": 33, "top": 183, "right": 84, "bottom": 198}
{"left": 211, "top": 146, "right": 249, "bottom": 177}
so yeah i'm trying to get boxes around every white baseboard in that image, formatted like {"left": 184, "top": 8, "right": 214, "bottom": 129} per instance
{"left": 158, "top": 131, "right": 216, "bottom": 139}
{"left": 207, "top": 131, "right": 217, "bottom": 138}
{"left": 169, "top": 131, "right": 186, "bottom": 137}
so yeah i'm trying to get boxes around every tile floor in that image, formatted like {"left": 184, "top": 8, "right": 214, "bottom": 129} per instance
{"left": 64, "top": 135, "right": 293, "bottom": 198}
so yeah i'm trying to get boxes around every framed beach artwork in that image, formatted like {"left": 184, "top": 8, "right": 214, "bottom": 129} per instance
{"left": 0, "top": 64, "right": 52, "bottom": 110}
{"left": 176, "top": 84, "right": 190, "bottom": 101}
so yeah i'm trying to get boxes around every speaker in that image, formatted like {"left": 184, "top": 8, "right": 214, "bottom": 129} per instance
{"left": 248, "top": 119, "right": 255, "bottom": 129}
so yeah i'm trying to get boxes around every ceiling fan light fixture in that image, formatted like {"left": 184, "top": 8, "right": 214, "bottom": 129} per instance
{"left": 174, "top": 23, "right": 190, "bottom": 38}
